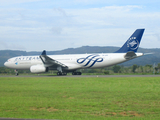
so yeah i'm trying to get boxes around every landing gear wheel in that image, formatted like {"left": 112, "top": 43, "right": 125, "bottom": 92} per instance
{"left": 72, "top": 72, "right": 82, "bottom": 75}
{"left": 15, "top": 73, "right": 19, "bottom": 76}
{"left": 15, "top": 70, "right": 19, "bottom": 76}
{"left": 57, "top": 72, "right": 62, "bottom": 76}
{"left": 57, "top": 72, "right": 67, "bottom": 76}
{"left": 72, "top": 72, "right": 77, "bottom": 75}
{"left": 77, "top": 72, "right": 82, "bottom": 75}
{"left": 63, "top": 72, "right": 67, "bottom": 75}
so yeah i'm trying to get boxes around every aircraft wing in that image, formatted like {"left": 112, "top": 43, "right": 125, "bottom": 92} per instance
{"left": 39, "top": 50, "right": 67, "bottom": 68}
{"left": 124, "top": 51, "right": 137, "bottom": 59}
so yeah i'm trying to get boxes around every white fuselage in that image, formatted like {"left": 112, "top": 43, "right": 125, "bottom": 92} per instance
{"left": 4, "top": 53, "right": 143, "bottom": 71}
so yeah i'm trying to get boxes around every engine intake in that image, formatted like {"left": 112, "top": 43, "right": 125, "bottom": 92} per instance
{"left": 30, "top": 65, "right": 48, "bottom": 73}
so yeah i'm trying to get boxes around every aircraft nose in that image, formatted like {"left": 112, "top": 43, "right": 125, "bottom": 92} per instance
{"left": 4, "top": 62, "right": 9, "bottom": 67}
{"left": 4, "top": 61, "right": 15, "bottom": 69}
{"left": 4, "top": 62, "right": 7, "bottom": 67}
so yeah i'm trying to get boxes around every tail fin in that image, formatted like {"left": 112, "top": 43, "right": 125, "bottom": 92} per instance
{"left": 115, "top": 29, "right": 145, "bottom": 53}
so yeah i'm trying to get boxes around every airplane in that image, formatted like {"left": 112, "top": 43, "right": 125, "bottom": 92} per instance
{"left": 4, "top": 29, "right": 145, "bottom": 76}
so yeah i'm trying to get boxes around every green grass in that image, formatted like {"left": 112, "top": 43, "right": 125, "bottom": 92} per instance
{"left": 0, "top": 77, "right": 160, "bottom": 120}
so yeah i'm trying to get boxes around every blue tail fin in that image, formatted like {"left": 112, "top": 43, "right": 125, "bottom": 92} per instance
{"left": 115, "top": 29, "right": 145, "bottom": 53}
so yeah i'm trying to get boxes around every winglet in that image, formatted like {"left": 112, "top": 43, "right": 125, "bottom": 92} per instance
{"left": 40, "top": 50, "right": 46, "bottom": 64}
{"left": 39, "top": 50, "right": 67, "bottom": 68}
{"left": 41, "top": 50, "right": 46, "bottom": 55}
{"left": 115, "top": 29, "right": 145, "bottom": 53}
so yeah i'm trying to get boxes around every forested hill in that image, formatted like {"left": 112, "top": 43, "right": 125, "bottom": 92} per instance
{"left": 0, "top": 46, "right": 160, "bottom": 67}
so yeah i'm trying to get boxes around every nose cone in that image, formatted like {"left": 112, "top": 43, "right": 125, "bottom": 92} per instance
{"left": 4, "top": 61, "right": 15, "bottom": 69}
{"left": 4, "top": 61, "right": 11, "bottom": 68}
{"left": 4, "top": 62, "right": 8, "bottom": 67}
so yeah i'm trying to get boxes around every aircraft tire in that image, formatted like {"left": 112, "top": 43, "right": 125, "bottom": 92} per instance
{"left": 57, "top": 72, "right": 62, "bottom": 76}
{"left": 72, "top": 72, "right": 77, "bottom": 75}
{"left": 57, "top": 72, "right": 67, "bottom": 76}
{"left": 15, "top": 73, "right": 19, "bottom": 76}
{"left": 72, "top": 72, "right": 82, "bottom": 75}
{"left": 78, "top": 72, "right": 82, "bottom": 75}
{"left": 62, "top": 72, "right": 67, "bottom": 75}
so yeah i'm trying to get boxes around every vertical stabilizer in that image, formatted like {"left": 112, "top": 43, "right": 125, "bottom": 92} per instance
{"left": 115, "top": 29, "right": 145, "bottom": 53}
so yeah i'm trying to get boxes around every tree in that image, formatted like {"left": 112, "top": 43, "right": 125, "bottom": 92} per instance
{"left": 104, "top": 70, "right": 109, "bottom": 75}
{"left": 113, "top": 65, "right": 121, "bottom": 73}
{"left": 132, "top": 64, "right": 138, "bottom": 73}
{"left": 157, "top": 63, "right": 160, "bottom": 70}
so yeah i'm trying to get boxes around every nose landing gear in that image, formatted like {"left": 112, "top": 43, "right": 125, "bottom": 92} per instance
{"left": 15, "top": 70, "right": 19, "bottom": 76}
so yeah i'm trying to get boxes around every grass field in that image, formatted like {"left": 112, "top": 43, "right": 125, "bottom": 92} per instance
{"left": 0, "top": 77, "right": 160, "bottom": 120}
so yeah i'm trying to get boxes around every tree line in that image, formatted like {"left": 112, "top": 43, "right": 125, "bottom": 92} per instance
{"left": 1, "top": 63, "right": 160, "bottom": 75}
{"left": 81, "top": 64, "right": 159, "bottom": 75}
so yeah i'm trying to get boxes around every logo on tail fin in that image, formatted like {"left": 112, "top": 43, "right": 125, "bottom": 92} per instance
{"left": 127, "top": 37, "right": 139, "bottom": 50}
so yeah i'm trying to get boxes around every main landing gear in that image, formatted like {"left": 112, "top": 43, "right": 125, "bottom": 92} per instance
{"left": 56, "top": 71, "right": 82, "bottom": 76}
{"left": 72, "top": 72, "right": 82, "bottom": 75}
{"left": 57, "top": 72, "right": 67, "bottom": 76}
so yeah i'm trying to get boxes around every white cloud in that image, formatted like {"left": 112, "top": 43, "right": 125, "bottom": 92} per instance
{"left": 0, "top": 0, "right": 42, "bottom": 5}
{"left": 0, "top": 2, "right": 160, "bottom": 51}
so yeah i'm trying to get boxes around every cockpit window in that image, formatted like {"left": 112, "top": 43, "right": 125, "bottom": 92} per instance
{"left": 15, "top": 58, "right": 18, "bottom": 61}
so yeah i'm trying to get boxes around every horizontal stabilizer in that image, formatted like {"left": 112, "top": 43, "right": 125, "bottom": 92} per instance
{"left": 143, "top": 53, "right": 154, "bottom": 55}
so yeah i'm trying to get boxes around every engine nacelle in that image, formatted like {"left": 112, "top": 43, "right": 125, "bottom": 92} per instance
{"left": 30, "top": 65, "right": 48, "bottom": 73}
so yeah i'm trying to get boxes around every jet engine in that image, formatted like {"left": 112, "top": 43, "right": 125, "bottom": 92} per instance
{"left": 30, "top": 65, "right": 48, "bottom": 73}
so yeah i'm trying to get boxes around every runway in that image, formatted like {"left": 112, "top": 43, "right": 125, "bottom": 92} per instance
{"left": 1, "top": 75, "right": 160, "bottom": 77}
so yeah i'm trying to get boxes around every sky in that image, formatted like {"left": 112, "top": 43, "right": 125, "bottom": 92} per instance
{"left": 0, "top": 0, "right": 160, "bottom": 51}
